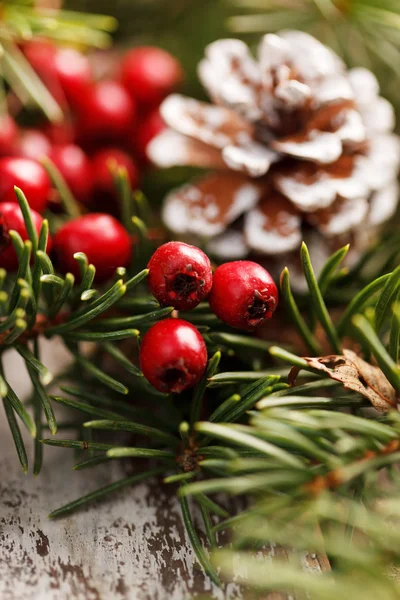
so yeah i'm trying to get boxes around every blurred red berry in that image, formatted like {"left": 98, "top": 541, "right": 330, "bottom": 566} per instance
{"left": 91, "top": 148, "right": 139, "bottom": 197}
{"left": 19, "top": 129, "right": 51, "bottom": 160}
{"left": 209, "top": 261, "right": 279, "bottom": 330}
{"left": 134, "top": 108, "right": 165, "bottom": 164}
{"left": 53, "top": 213, "right": 132, "bottom": 281}
{"left": 0, "top": 202, "right": 51, "bottom": 270}
{"left": 0, "top": 158, "right": 51, "bottom": 213}
{"left": 22, "top": 39, "right": 56, "bottom": 73}
{"left": 121, "top": 47, "right": 183, "bottom": 107}
{"left": 54, "top": 47, "right": 92, "bottom": 106}
{"left": 24, "top": 42, "right": 91, "bottom": 109}
{"left": 23, "top": 40, "right": 65, "bottom": 106}
{"left": 148, "top": 241, "right": 212, "bottom": 310}
{"left": 42, "top": 120, "right": 76, "bottom": 146}
{"left": 0, "top": 115, "right": 19, "bottom": 157}
{"left": 49, "top": 144, "right": 93, "bottom": 204}
{"left": 140, "top": 318, "right": 207, "bottom": 393}
{"left": 77, "top": 81, "right": 136, "bottom": 143}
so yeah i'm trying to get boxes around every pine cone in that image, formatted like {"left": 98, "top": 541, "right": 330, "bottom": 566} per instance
{"left": 148, "top": 32, "right": 400, "bottom": 282}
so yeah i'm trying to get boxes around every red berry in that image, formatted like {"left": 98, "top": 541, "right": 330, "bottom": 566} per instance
{"left": 23, "top": 40, "right": 65, "bottom": 106}
{"left": 23, "top": 39, "right": 56, "bottom": 74}
{"left": 53, "top": 213, "right": 132, "bottom": 281}
{"left": 134, "top": 108, "right": 165, "bottom": 164}
{"left": 54, "top": 47, "right": 92, "bottom": 106}
{"left": 0, "top": 203, "right": 51, "bottom": 270}
{"left": 43, "top": 120, "right": 76, "bottom": 145}
{"left": 49, "top": 144, "right": 93, "bottom": 204}
{"left": 19, "top": 129, "right": 51, "bottom": 160}
{"left": 121, "top": 47, "right": 183, "bottom": 107}
{"left": 24, "top": 42, "right": 92, "bottom": 108}
{"left": 0, "top": 158, "right": 51, "bottom": 213}
{"left": 77, "top": 81, "right": 136, "bottom": 142}
{"left": 91, "top": 148, "right": 139, "bottom": 197}
{"left": 209, "top": 261, "right": 278, "bottom": 330}
{"left": 140, "top": 318, "right": 207, "bottom": 393}
{"left": 0, "top": 115, "right": 19, "bottom": 156}
{"left": 148, "top": 242, "right": 212, "bottom": 311}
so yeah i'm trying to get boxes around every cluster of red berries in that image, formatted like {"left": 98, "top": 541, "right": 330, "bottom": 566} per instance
{"left": 0, "top": 203, "right": 131, "bottom": 281}
{"left": 140, "top": 242, "right": 279, "bottom": 394}
{"left": 0, "top": 42, "right": 183, "bottom": 275}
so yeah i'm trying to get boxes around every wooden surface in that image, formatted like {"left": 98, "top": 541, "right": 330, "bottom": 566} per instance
{"left": 0, "top": 343, "right": 328, "bottom": 600}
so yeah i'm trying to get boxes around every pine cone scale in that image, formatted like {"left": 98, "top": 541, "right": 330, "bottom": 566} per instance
{"left": 149, "top": 31, "right": 400, "bottom": 276}
{"left": 162, "top": 172, "right": 264, "bottom": 238}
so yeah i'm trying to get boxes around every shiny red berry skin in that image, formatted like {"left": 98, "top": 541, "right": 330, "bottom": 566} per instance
{"left": 19, "top": 129, "right": 52, "bottom": 160}
{"left": 77, "top": 81, "right": 136, "bottom": 142}
{"left": 53, "top": 213, "right": 132, "bottom": 281}
{"left": 0, "top": 203, "right": 51, "bottom": 270}
{"left": 54, "top": 47, "right": 92, "bottom": 106}
{"left": 121, "top": 47, "right": 183, "bottom": 107}
{"left": 0, "top": 158, "right": 51, "bottom": 213}
{"left": 148, "top": 242, "right": 212, "bottom": 311}
{"left": 140, "top": 318, "right": 207, "bottom": 393}
{"left": 49, "top": 144, "right": 93, "bottom": 204}
{"left": 0, "top": 115, "right": 19, "bottom": 156}
{"left": 134, "top": 108, "right": 165, "bottom": 164}
{"left": 91, "top": 148, "right": 139, "bottom": 196}
{"left": 209, "top": 261, "right": 278, "bottom": 330}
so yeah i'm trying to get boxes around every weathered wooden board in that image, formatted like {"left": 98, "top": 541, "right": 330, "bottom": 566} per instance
{"left": 0, "top": 344, "right": 328, "bottom": 599}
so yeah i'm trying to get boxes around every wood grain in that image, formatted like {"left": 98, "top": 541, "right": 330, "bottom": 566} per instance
{"left": 1, "top": 431, "right": 243, "bottom": 599}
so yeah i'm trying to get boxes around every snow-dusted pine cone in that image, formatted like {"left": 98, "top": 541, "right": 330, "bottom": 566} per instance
{"left": 148, "top": 31, "right": 400, "bottom": 280}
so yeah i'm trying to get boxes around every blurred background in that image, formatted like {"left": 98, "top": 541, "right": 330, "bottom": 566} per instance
{"left": 61, "top": 0, "right": 232, "bottom": 103}
{"left": 2, "top": 0, "right": 400, "bottom": 227}
{"left": 63, "top": 0, "right": 400, "bottom": 113}
{"left": 61, "top": 0, "right": 400, "bottom": 205}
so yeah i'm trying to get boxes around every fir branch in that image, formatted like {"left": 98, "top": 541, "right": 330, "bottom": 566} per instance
{"left": 301, "top": 242, "right": 341, "bottom": 353}
{"left": 51, "top": 395, "right": 124, "bottom": 421}
{"left": 190, "top": 350, "right": 221, "bottom": 425}
{"left": 352, "top": 314, "right": 400, "bottom": 393}
{"left": 48, "top": 468, "right": 164, "bottom": 519}
{"left": 179, "top": 489, "right": 221, "bottom": 586}
{"left": 106, "top": 447, "right": 176, "bottom": 460}
{"left": 374, "top": 265, "right": 400, "bottom": 333}
{"left": 3, "top": 174, "right": 400, "bottom": 598}
{"left": 280, "top": 266, "right": 322, "bottom": 355}
{"left": 318, "top": 244, "right": 349, "bottom": 295}
{"left": 83, "top": 419, "right": 180, "bottom": 447}
{"left": 3, "top": 396, "right": 28, "bottom": 473}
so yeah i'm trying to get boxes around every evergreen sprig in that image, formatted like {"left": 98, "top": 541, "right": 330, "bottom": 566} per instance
{"left": 38, "top": 224, "right": 400, "bottom": 596}
{"left": 4, "top": 152, "right": 400, "bottom": 596}
{"left": 0, "top": 165, "right": 163, "bottom": 475}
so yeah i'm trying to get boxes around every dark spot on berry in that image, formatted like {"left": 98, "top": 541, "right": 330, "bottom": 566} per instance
{"left": 170, "top": 272, "right": 199, "bottom": 298}
{"left": 162, "top": 367, "right": 187, "bottom": 393}
{"left": 247, "top": 292, "right": 274, "bottom": 326}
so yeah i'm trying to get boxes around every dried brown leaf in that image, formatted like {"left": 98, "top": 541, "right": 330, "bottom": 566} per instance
{"left": 304, "top": 349, "right": 397, "bottom": 412}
